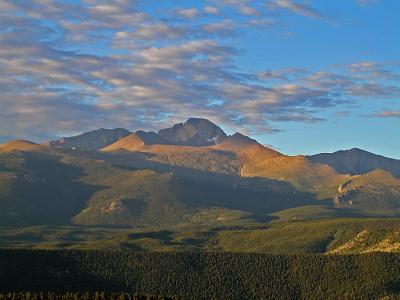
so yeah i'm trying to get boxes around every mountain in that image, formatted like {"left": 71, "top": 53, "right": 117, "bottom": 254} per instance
{"left": 73, "top": 118, "right": 229, "bottom": 152}
{"left": 242, "top": 154, "right": 344, "bottom": 200}
{"left": 334, "top": 169, "right": 400, "bottom": 210}
{"left": 50, "top": 118, "right": 400, "bottom": 203}
{"left": 0, "top": 151, "right": 96, "bottom": 226}
{"left": 0, "top": 140, "right": 45, "bottom": 152}
{"left": 102, "top": 130, "right": 278, "bottom": 178}
{"left": 158, "top": 117, "right": 227, "bottom": 146}
{"left": 0, "top": 148, "right": 311, "bottom": 227}
{"left": 209, "top": 133, "right": 343, "bottom": 199}
{"left": 308, "top": 148, "right": 400, "bottom": 178}
{"left": 1, "top": 117, "right": 400, "bottom": 228}
{"left": 50, "top": 128, "right": 131, "bottom": 150}
{"left": 213, "top": 132, "right": 268, "bottom": 153}
{"left": 101, "top": 131, "right": 168, "bottom": 152}
{"left": 212, "top": 132, "right": 283, "bottom": 163}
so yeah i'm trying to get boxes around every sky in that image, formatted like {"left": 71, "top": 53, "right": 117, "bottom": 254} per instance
{"left": 0, "top": 0, "right": 399, "bottom": 158}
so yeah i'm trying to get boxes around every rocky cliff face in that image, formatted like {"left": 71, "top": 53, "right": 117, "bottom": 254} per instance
{"left": 158, "top": 118, "right": 227, "bottom": 146}
{"left": 50, "top": 128, "right": 131, "bottom": 150}
{"left": 135, "top": 130, "right": 169, "bottom": 145}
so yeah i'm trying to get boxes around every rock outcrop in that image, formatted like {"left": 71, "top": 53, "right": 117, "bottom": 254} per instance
{"left": 158, "top": 117, "right": 227, "bottom": 146}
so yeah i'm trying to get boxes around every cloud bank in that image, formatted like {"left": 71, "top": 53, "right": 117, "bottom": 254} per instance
{"left": 0, "top": 0, "right": 398, "bottom": 141}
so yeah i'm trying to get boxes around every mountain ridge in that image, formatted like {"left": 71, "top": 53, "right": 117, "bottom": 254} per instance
{"left": 50, "top": 128, "right": 131, "bottom": 150}
{"left": 1, "top": 117, "right": 400, "bottom": 227}
{"left": 308, "top": 148, "right": 400, "bottom": 178}
{"left": 101, "top": 131, "right": 169, "bottom": 152}
{"left": 0, "top": 140, "right": 46, "bottom": 152}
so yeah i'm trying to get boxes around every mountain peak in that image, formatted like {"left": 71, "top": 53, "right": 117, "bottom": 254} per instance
{"left": 231, "top": 132, "right": 253, "bottom": 139}
{"left": 213, "top": 132, "right": 281, "bottom": 157}
{"left": 158, "top": 117, "right": 227, "bottom": 146}
{"left": 186, "top": 117, "right": 215, "bottom": 125}
{"left": 308, "top": 148, "right": 400, "bottom": 178}
{"left": 50, "top": 128, "right": 131, "bottom": 150}
{"left": 349, "top": 147, "right": 363, "bottom": 151}
{"left": 213, "top": 132, "right": 258, "bottom": 150}
{"left": 346, "top": 148, "right": 372, "bottom": 154}
{"left": 101, "top": 130, "right": 168, "bottom": 152}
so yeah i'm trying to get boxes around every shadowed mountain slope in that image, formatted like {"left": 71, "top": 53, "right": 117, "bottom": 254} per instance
{"left": 0, "top": 151, "right": 100, "bottom": 226}
{"left": 308, "top": 148, "right": 400, "bottom": 178}
{"left": 0, "top": 149, "right": 316, "bottom": 227}
{"left": 50, "top": 128, "right": 131, "bottom": 150}
{"left": 99, "top": 123, "right": 351, "bottom": 200}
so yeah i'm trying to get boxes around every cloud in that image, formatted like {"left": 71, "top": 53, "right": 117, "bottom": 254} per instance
{"left": 238, "top": 4, "right": 260, "bottom": 16}
{"left": 0, "top": 0, "right": 398, "bottom": 141}
{"left": 371, "top": 111, "right": 400, "bottom": 119}
{"left": 114, "top": 23, "right": 189, "bottom": 41}
{"left": 348, "top": 61, "right": 400, "bottom": 81}
{"left": 268, "top": 114, "right": 325, "bottom": 123}
{"left": 175, "top": 8, "right": 200, "bottom": 19}
{"left": 216, "top": 0, "right": 261, "bottom": 16}
{"left": 267, "top": 0, "right": 326, "bottom": 19}
{"left": 258, "top": 68, "right": 308, "bottom": 81}
{"left": 202, "top": 20, "right": 237, "bottom": 37}
{"left": 204, "top": 6, "right": 220, "bottom": 15}
{"left": 345, "top": 83, "right": 400, "bottom": 98}
{"left": 303, "top": 64, "right": 400, "bottom": 99}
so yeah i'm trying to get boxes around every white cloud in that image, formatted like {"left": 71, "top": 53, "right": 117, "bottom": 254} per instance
{"left": 372, "top": 110, "right": 400, "bottom": 118}
{"left": 0, "top": 0, "right": 398, "bottom": 140}
{"left": 267, "top": 0, "right": 325, "bottom": 19}
{"left": 115, "top": 23, "right": 188, "bottom": 41}
{"left": 204, "top": 6, "right": 220, "bottom": 15}
{"left": 202, "top": 20, "right": 237, "bottom": 37}
{"left": 175, "top": 8, "right": 200, "bottom": 19}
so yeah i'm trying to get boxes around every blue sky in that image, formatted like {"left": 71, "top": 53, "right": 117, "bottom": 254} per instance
{"left": 0, "top": 0, "right": 399, "bottom": 158}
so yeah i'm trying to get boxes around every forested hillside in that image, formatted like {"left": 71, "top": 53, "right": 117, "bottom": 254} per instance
{"left": 1, "top": 250, "right": 400, "bottom": 299}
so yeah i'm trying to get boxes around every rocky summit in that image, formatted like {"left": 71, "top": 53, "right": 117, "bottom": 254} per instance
{"left": 158, "top": 117, "right": 227, "bottom": 146}
{"left": 50, "top": 128, "right": 131, "bottom": 150}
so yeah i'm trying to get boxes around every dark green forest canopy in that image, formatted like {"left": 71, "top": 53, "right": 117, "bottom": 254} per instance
{"left": 1, "top": 250, "right": 400, "bottom": 299}
{"left": 0, "top": 293, "right": 174, "bottom": 300}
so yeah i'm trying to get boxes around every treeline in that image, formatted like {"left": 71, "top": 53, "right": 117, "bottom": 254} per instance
{"left": 1, "top": 250, "right": 400, "bottom": 299}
